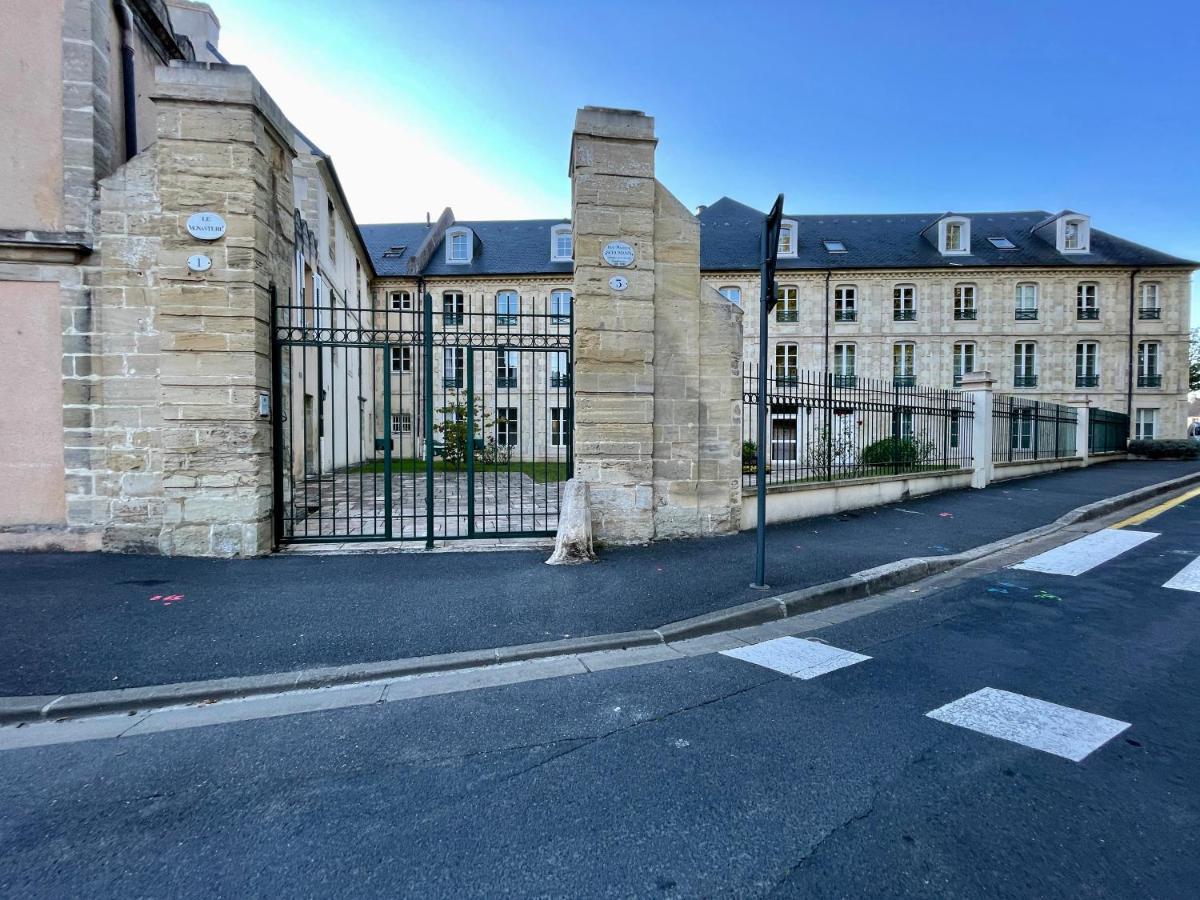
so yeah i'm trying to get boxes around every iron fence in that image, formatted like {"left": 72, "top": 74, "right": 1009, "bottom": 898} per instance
{"left": 991, "top": 395, "right": 1077, "bottom": 462}
{"left": 1088, "top": 407, "right": 1130, "bottom": 454}
{"left": 742, "top": 367, "right": 974, "bottom": 488}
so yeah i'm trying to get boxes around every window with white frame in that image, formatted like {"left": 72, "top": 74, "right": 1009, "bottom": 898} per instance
{"left": 953, "top": 342, "right": 976, "bottom": 384}
{"left": 833, "top": 343, "right": 855, "bottom": 382}
{"left": 1060, "top": 216, "right": 1089, "bottom": 253}
{"left": 496, "top": 290, "right": 519, "bottom": 326}
{"left": 893, "top": 284, "right": 916, "bottom": 321}
{"left": 390, "top": 346, "right": 412, "bottom": 373}
{"left": 550, "top": 224, "right": 572, "bottom": 261}
{"left": 1140, "top": 282, "right": 1161, "bottom": 319}
{"left": 1076, "top": 341, "right": 1099, "bottom": 387}
{"left": 1015, "top": 282, "right": 1038, "bottom": 319}
{"left": 391, "top": 412, "right": 412, "bottom": 434}
{"left": 443, "top": 347, "right": 464, "bottom": 388}
{"left": 1138, "top": 341, "right": 1162, "bottom": 387}
{"left": 549, "top": 352, "right": 569, "bottom": 388}
{"left": 1012, "top": 408, "right": 1034, "bottom": 450}
{"left": 775, "top": 342, "right": 798, "bottom": 382}
{"left": 894, "top": 407, "right": 915, "bottom": 441}
{"left": 1014, "top": 341, "right": 1037, "bottom": 386}
{"left": 940, "top": 216, "right": 970, "bottom": 255}
{"left": 551, "top": 407, "right": 570, "bottom": 447}
{"left": 776, "top": 285, "right": 798, "bottom": 322}
{"left": 443, "top": 291, "right": 465, "bottom": 325}
{"left": 496, "top": 350, "right": 519, "bottom": 389}
{"left": 718, "top": 286, "right": 741, "bottom": 305}
{"left": 1135, "top": 408, "right": 1158, "bottom": 440}
{"left": 1077, "top": 282, "right": 1099, "bottom": 319}
{"left": 893, "top": 342, "right": 915, "bottom": 382}
{"left": 446, "top": 227, "right": 472, "bottom": 263}
{"left": 770, "top": 415, "right": 798, "bottom": 462}
{"left": 953, "top": 284, "right": 976, "bottom": 320}
{"left": 496, "top": 407, "right": 518, "bottom": 447}
{"left": 834, "top": 285, "right": 856, "bottom": 321}
{"left": 390, "top": 290, "right": 412, "bottom": 311}
{"left": 550, "top": 289, "right": 573, "bottom": 325}
{"left": 777, "top": 220, "right": 798, "bottom": 258}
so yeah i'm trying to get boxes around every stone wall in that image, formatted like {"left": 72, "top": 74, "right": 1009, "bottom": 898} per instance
{"left": 570, "top": 106, "right": 741, "bottom": 543}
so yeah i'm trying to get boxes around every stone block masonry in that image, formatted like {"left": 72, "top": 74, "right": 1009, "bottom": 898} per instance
{"left": 570, "top": 107, "right": 742, "bottom": 543}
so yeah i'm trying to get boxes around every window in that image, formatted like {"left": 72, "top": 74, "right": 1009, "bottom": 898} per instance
{"left": 1137, "top": 342, "right": 1162, "bottom": 388}
{"left": 496, "top": 350, "right": 519, "bottom": 389}
{"left": 1139, "top": 283, "right": 1161, "bottom": 319}
{"left": 939, "top": 216, "right": 970, "bottom": 255}
{"left": 1015, "top": 283, "right": 1038, "bottom": 320}
{"left": 1061, "top": 217, "right": 1089, "bottom": 252}
{"left": 945, "top": 223, "right": 963, "bottom": 252}
{"left": 894, "top": 408, "right": 915, "bottom": 441}
{"left": 823, "top": 240, "right": 846, "bottom": 253}
{"left": 390, "top": 290, "right": 412, "bottom": 311}
{"left": 893, "top": 284, "right": 916, "bottom": 321}
{"left": 551, "top": 407, "right": 570, "bottom": 447}
{"left": 834, "top": 285, "right": 856, "bottom": 322}
{"left": 771, "top": 416, "right": 798, "bottom": 462}
{"left": 953, "top": 284, "right": 977, "bottom": 321}
{"left": 443, "top": 291, "right": 464, "bottom": 326}
{"left": 893, "top": 342, "right": 915, "bottom": 386}
{"left": 988, "top": 236, "right": 1016, "bottom": 249}
{"left": 1076, "top": 282, "right": 1099, "bottom": 320}
{"left": 496, "top": 407, "right": 518, "bottom": 447}
{"left": 327, "top": 199, "right": 336, "bottom": 263}
{"left": 445, "top": 227, "right": 472, "bottom": 264}
{"left": 776, "top": 285, "right": 798, "bottom": 322}
{"left": 1014, "top": 342, "right": 1037, "bottom": 387}
{"left": 1135, "top": 408, "right": 1158, "bottom": 440}
{"left": 833, "top": 343, "right": 855, "bottom": 386}
{"left": 777, "top": 220, "right": 798, "bottom": 258}
{"left": 550, "top": 352, "right": 570, "bottom": 388}
{"left": 496, "top": 290, "right": 519, "bottom": 326}
{"left": 1012, "top": 408, "right": 1034, "bottom": 451}
{"left": 443, "top": 347, "right": 464, "bottom": 388}
{"left": 1076, "top": 341, "right": 1099, "bottom": 387}
{"left": 390, "top": 346, "right": 412, "bottom": 373}
{"left": 550, "top": 224, "right": 572, "bottom": 261}
{"left": 950, "top": 412, "right": 960, "bottom": 449}
{"left": 550, "top": 289, "right": 573, "bottom": 325}
{"left": 953, "top": 342, "right": 976, "bottom": 386}
{"left": 718, "top": 286, "right": 742, "bottom": 305}
{"left": 775, "top": 342, "right": 798, "bottom": 384}
{"left": 391, "top": 412, "right": 412, "bottom": 434}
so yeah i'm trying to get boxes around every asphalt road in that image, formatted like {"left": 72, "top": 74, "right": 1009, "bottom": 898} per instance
{"left": 2, "top": 459, "right": 1197, "bottom": 697}
{"left": 2, "top": 487, "right": 1198, "bottom": 897}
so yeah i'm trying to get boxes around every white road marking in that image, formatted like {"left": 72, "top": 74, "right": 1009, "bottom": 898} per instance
{"left": 926, "top": 687, "right": 1130, "bottom": 762}
{"left": 720, "top": 637, "right": 870, "bottom": 679}
{"left": 1163, "top": 554, "right": 1200, "bottom": 592}
{"left": 1011, "top": 528, "right": 1158, "bottom": 576}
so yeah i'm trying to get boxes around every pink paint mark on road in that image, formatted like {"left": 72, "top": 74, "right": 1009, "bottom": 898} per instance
{"left": 149, "top": 594, "right": 185, "bottom": 606}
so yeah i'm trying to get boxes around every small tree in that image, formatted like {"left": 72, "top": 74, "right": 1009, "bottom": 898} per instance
{"left": 1190, "top": 327, "right": 1200, "bottom": 391}
{"left": 434, "top": 395, "right": 494, "bottom": 466}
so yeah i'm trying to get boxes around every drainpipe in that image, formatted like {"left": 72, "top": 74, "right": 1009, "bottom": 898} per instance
{"left": 822, "top": 269, "right": 832, "bottom": 373}
{"left": 114, "top": 1, "right": 138, "bottom": 161}
{"left": 1127, "top": 268, "right": 1141, "bottom": 417}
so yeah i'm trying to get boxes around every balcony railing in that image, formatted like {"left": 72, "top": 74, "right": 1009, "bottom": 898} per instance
{"left": 550, "top": 373, "right": 571, "bottom": 389}
{"left": 443, "top": 377, "right": 462, "bottom": 389}
{"left": 1138, "top": 307, "right": 1162, "bottom": 320}
{"left": 832, "top": 374, "right": 857, "bottom": 387}
{"left": 893, "top": 309, "right": 917, "bottom": 321}
{"left": 834, "top": 310, "right": 856, "bottom": 322}
{"left": 775, "top": 373, "right": 799, "bottom": 387}
{"left": 496, "top": 315, "right": 518, "bottom": 327}
{"left": 1014, "top": 309, "right": 1038, "bottom": 321}
{"left": 1076, "top": 308, "right": 1100, "bottom": 320}
{"left": 954, "top": 308, "right": 977, "bottom": 321}
{"left": 776, "top": 310, "right": 798, "bottom": 323}
{"left": 893, "top": 374, "right": 916, "bottom": 387}
{"left": 495, "top": 377, "right": 517, "bottom": 389}
{"left": 443, "top": 313, "right": 463, "bottom": 326}
{"left": 1076, "top": 374, "right": 1099, "bottom": 388}
{"left": 1138, "top": 374, "right": 1162, "bottom": 388}
{"left": 1014, "top": 374, "right": 1038, "bottom": 388}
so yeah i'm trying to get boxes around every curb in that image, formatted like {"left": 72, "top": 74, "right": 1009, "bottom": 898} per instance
{"left": 4, "top": 468, "right": 1199, "bottom": 726}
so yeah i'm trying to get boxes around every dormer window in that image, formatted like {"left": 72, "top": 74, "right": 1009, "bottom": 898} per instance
{"left": 938, "top": 216, "right": 971, "bottom": 255}
{"left": 777, "top": 220, "right": 798, "bottom": 258}
{"left": 1058, "top": 215, "right": 1090, "bottom": 253}
{"left": 446, "top": 226, "right": 473, "bottom": 264}
{"left": 550, "top": 224, "right": 572, "bottom": 261}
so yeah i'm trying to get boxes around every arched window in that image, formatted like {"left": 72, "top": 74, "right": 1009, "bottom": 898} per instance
{"left": 776, "top": 285, "right": 798, "bottom": 323}
{"left": 777, "top": 220, "right": 798, "bottom": 258}
{"left": 445, "top": 226, "right": 473, "bottom": 264}
{"left": 953, "top": 342, "right": 976, "bottom": 386}
{"left": 718, "top": 286, "right": 741, "bottom": 305}
{"left": 832, "top": 343, "right": 856, "bottom": 386}
{"left": 775, "top": 342, "right": 799, "bottom": 384}
{"left": 953, "top": 284, "right": 976, "bottom": 320}
{"left": 1013, "top": 342, "right": 1038, "bottom": 387}
{"left": 893, "top": 284, "right": 916, "bottom": 321}
{"left": 834, "top": 285, "right": 856, "bottom": 321}
{"left": 550, "top": 224, "right": 572, "bottom": 262}
{"left": 1076, "top": 341, "right": 1099, "bottom": 387}
{"left": 1076, "top": 282, "right": 1099, "bottom": 320}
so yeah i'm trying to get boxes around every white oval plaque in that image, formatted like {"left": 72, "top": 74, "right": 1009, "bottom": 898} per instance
{"left": 608, "top": 275, "right": 628, "bottom": 291}
{"left": 186, "top": 212, "right": 227, "bottom": 241}
{"left": 187, "top": 254, "right": 212, "bottom": 273}
{"left": 602, "top": 240, "right": 635, "bottom": 268}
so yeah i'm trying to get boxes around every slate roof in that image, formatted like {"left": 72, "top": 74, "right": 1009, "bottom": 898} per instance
{"left": 362, "top": 201, "right": 1194, "bottom": 277}
{"left": 361, "top": 219, "right": 572, "bottom": 278}
{"left": 698, "top": 197, "right": 1196, "bottom": 271}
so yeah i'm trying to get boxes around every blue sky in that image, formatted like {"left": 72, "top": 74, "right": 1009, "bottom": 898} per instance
{"left": 217, "top": 0, "right": 1200, "bottom": 313}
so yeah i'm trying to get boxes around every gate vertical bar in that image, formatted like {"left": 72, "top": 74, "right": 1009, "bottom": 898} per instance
{"left": 382, "top": 346, "right": 393, "bottom": 540}
{"left": 466, "top": 350, "right": 476, "bottom": 537}
{"left": 269, "top": 284, "right": 284, "bottom": 549}
{"left": 423, "top": 292, "right": 435, "bottom": 548}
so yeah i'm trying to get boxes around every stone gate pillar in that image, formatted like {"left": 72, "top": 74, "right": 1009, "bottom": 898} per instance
{"left": 569, "top": 107, "right": 741, "bottom": 543}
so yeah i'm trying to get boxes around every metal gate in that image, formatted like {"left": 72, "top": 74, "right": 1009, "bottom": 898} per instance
{"left": 272, "top": 288, "right": 573, "bottom": 546}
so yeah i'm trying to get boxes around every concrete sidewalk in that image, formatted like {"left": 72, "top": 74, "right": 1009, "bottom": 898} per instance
{"left": 1, "top": 459, "right": 1197, "bottom": 699}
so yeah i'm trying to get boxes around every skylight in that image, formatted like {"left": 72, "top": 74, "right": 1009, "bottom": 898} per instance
{"left": 988, "top": 237, "right": 1016, "bottom": 249}
{"left": 382, "top": 245, "right": 407, "bottom": 258}
{"left": 823, "top": 240, "right": 847, "bottom": 253}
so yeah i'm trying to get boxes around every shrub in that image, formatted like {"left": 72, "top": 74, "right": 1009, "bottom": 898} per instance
{"left": 861, "top": 437, "right": 921, "bottom": 467}
{"left": 742, "top": 440, "right": 758, "bottom": 465}
{"left": 1128, "top": 439, "right": 1200, "bottom": 459}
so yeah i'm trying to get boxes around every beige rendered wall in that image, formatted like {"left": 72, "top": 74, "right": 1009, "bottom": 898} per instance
{"left": 0, "top": 0, "right": 65, "bottom": 231}
{"left": 0, "top": 281, "right": 67, "bottom": 525}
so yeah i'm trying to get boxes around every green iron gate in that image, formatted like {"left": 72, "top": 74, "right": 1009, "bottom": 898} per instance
{"left": 272, "top": 288, "right": 573, "bottom": 546}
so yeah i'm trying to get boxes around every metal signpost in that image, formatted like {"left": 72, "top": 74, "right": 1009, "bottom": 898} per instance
{"left": 752, "top": 194, "right": 785, "bottom": 589}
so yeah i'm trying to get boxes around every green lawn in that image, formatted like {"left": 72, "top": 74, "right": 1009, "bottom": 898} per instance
{"left": 353, "top": 458, "right": 569, "bottom": 484}
{"left": 743, "top": 462, "right": 963, "bottom": 485}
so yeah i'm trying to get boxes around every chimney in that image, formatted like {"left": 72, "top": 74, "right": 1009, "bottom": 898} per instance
{"left": 426, "top": 211, "right": 431, "bottom": 227}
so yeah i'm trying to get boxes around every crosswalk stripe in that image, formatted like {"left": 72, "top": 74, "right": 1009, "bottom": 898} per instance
{"left": 720, "top": 637, "right": 870, "bottom": 679}
{"left": 1163, "top": 554, "right": 1200, "bottom": 592}
{"left": 1011, "top": 528, "right": 1158, "bottom": 577}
